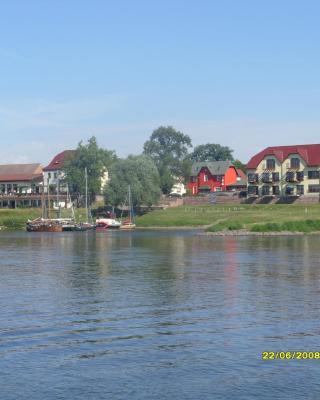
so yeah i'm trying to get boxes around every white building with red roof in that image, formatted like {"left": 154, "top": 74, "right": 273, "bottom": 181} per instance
{"left": 246, "top": 144, "right": 320, "bottom": 197}
{"left": 43, "top": 150, "right": 74, "bottom": 193}
{"left": 0, "top": 163, "right": 43, "bottom": 208}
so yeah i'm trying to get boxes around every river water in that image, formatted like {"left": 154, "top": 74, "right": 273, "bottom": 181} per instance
{"left": 0, "top": 230, "right": 320, "bottom": 399}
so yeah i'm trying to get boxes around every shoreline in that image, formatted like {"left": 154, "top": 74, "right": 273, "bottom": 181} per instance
{"left": 198, "top": 229, "right": 320, "bottom": 236}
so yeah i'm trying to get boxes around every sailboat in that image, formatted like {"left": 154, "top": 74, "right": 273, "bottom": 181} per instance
{"left": 26, "top": 178, "right": 64, "bottom": 232}
{"left": 75, "top": 168, "right": 96, "bottom": 231}
{"left": 120, "top": 185, "right": 136, "bottom": 230}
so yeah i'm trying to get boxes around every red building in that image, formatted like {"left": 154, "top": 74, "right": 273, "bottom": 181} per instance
{"left": 187, "top": 161, "right": 245, "bottom": 195}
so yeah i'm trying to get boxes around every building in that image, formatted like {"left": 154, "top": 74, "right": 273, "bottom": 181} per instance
{"left": 43, "top": 150, "right": 74, "bottom": 193}
{"left": 187, "top": 161, "right": 244, "bottom": 195}
{"left": 169, "top": 178, "right": 187, "bottom": 197}
{"left": 246, "top": 144, "right": 320, "bottom": 197}
{"left": 0, "top": 164, "right": 43, "bottom": 208}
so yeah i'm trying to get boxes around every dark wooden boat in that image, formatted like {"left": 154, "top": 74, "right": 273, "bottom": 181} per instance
{"left": 26, "top": 218, "right": 63, "bottom": 232}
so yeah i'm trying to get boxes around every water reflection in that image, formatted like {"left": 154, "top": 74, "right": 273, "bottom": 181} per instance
{"left": 1, "top": 231, "right": 320, "bottom": 400}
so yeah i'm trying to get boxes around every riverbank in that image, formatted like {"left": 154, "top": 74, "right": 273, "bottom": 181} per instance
{"left": 136, "top": 203, "right": 320, "bottom": 233}
{"left": 2, "top": 203, "right": 320, "bottom": 234}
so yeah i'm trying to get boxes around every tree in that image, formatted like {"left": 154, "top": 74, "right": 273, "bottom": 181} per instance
{"left": 233, "top": 159, "right": 246, "bottom": 173}
{"left": 190, "top": 143, "right": 234, "bottom": 162}
{"left": 64, "top": 136, "right": 117, "bottom": 203}
{"left": 143, "top": 126, "right": 192, "bottom": 194}
{"left": 104, "top": 155, "right": 161, "bottom": 207}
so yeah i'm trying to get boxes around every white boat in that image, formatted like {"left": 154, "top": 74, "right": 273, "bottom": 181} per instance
{"left": 95, "top": 217, "right": 121, "bottom": 229}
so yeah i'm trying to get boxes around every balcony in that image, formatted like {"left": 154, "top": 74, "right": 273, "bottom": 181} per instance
{"left": 248, "top": 174, "right": 259, "bottom": 184}
{"left": 261, "top": 173, "right": 272, "bottom": 183}
{"left": 296, "top": 172, "right": 304, "bottom": 182}
{"left": 286, "top": 172, "right": 296, "bottom": 182}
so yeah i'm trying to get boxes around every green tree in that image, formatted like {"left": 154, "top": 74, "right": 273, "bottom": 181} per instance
{"left": 233, "top": 159, "right": 246, "bottom": 173}
{"left": 190, "top": 143, "right": 234, "bottom": 162}
{"left": 64, "top": 136, "right": 116, "bottom": 203}
{"left": 105, "top": 155, "right": 161, "bottom": 207}
{"left": 143, "top": 126, "right": 192, "bottom": 194}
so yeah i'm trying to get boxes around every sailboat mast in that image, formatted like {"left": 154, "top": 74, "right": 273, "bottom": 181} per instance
{"left": 128, "top": 184, "right": 134, "bottom": 222}
{"left": 56, "top": 175, "right": 60, "bottom": 218}
{"left": 85, "top": 167, "right": 88, "bottom": 223}
{"left": 47, "top": 176, "right": 50, "bottom": 219}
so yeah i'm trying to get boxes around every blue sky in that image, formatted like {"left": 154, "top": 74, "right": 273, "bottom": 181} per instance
{"left": 0, "top": 0, "right": 320, "bottom": 165}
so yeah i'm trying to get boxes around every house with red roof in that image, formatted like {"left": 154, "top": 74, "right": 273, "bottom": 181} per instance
{"left": 246, "top": 144, "right": 320, "bottom": 197}
{"left": 43, "top": 150, "right": 74, "bottom": 193}
{"left": 187, "top": 161, "right": 246, "bottom": 195}
{"left": 0, "top": 163, "right": 43, "bottom": 208}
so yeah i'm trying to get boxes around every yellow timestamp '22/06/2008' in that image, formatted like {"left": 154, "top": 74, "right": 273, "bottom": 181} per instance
{"left": 262, "top": 351, "right": 320, "bottom": 360}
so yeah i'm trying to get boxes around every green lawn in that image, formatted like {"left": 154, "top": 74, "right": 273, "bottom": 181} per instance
{"left": 136, "top": 204, "right": 320, "bottom": 232}
{"left": 3, "top": 204, "right": 320, "bottom": 232}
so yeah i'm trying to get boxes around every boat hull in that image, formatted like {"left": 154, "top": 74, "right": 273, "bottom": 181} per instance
{"left": 26, "top": 223, "right": 63, "bottom": 232}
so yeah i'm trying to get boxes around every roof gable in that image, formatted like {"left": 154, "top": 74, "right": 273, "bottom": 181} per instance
{"left": 43, "top": 150, "right": 75, "bottom": 171}
{"left": 247, "top": 144, "right": 320, "bottom": 169}
{"left": 191, "top": 160, "right": 233, "bottom": 176}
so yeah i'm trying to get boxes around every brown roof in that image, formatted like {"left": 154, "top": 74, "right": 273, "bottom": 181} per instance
{"left": 43, "top": 150, "right": 75, "bottom": 171}
{"left": 247, "top": 144, "right": 320, "bottom": 169}
{"left": 0, "top": 164, "right": 43, "bottom": 182}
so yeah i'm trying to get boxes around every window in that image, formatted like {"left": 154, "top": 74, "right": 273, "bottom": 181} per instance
{"left": 286, "top": 172, "right": 295, "bottom": 182}
{"left": 297, "top": 185, "right": 304, "bottom": 195}
{"left": 48, "top": 172, "right": 51, "bottom": 179}
{"left": 296, "top": 171, "right": 304, "bottom": 181}
{"left": 308, "top": 171, "right": 320, "bottom": 180}
{"left": 286, "top": 186, "right": 294, "bottom": 195}
{"left": 54, "top": 172, "right": 57, "bottom": 179}
{"left": 308, "top": 185, "right": 320, "bottom": 193}
{"left": 248, "top": 186, "right": 258, "bottom": 195}
{"left": 262, "top": 173, "right": 271, "bottom": 183}
{"left": 266, "top": 159, "right": 275, "bottom": 169}
{"left": 290, "top": 158, "right": 300, "bottom": 169}
{"left": 272, "top": 172, "right": 280, "bottom": 182}
{"left": 272, "top": 186, "right": 280, "bottom": 195}
{"left": 262, "top": 186, "right": 270, "bottom": 195}
{"left": 204, "top": 175, "right": 208, "bottom": 182}
{"left": 248, "top": 173, "right": 258, "bottom": 183}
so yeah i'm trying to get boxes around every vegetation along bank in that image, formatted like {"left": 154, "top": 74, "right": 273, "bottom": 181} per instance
{"left": 2, "top": 204, "right": 320, "bottom": 234}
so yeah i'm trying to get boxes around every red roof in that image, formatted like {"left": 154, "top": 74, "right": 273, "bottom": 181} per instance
{"left": 236, "top": 168, "right": 246, "bottom": 180}
{"left": 0, "top": 164, "right": 43, "bottom": 182}
{"left": 43, "top": 150, "right": 74, "bottom": 171}
{"left": 247, "top": 144, "right": 320, "bottom": 169}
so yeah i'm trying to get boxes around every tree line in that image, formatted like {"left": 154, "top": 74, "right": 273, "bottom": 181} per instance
{"left": 63, "top": 127, "right": 246, "bottom": 207}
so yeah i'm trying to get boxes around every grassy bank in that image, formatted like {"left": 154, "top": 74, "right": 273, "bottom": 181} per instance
{"left": 0, "top": 208, "right": 88, "bottom": 230}
{"left": 3, "top": 204, "right": 320, "bottom": 233}
{"left": 136, "top": 204, "right": 320, "bottom": 232}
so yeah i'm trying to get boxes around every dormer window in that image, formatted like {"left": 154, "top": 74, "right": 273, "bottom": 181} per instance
{"left": 266, "top": 159, "right": 275, "bottom": 169}
{"left": 290, "top": 158, "right": 300, "bottom": 169}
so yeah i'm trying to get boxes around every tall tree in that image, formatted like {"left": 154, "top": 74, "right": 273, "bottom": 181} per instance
{"left": 143, "top": 126, "right": 192, "bottom": 193}
{"left": 64, "top": 136, "right": 117, "bottom": 203}
{"left": 190, "top": 143, "right": 234, "bottom": 162}
{"left": 105, "top": 155, "right": 161, "bottom": 207}
{"left": 233, "top": 159, "right": 246, "bottom": 173}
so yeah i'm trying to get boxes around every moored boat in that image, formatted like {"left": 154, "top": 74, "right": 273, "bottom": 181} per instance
{"left": 26, "top": 218, "right": 63, "bottom": 232}
{"left": 119, "top": 185, "right": 136, "bottom": 230}
{"left": 95, "top": 217, "right": 121, "bottom": 229}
